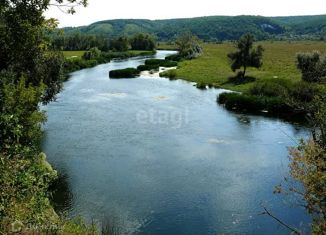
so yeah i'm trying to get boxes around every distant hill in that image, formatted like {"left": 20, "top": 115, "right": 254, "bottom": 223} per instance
{"left": 62, "top": 15, "right": 326, "bottom": 41}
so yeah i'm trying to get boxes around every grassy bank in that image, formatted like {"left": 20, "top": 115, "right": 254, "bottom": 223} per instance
{"left": 170, "top": 41, "right": 326, "bottom": 92}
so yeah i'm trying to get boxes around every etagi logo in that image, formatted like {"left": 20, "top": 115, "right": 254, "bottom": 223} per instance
{"left": 136, "top": 108, "right": 189, "bottom": 129}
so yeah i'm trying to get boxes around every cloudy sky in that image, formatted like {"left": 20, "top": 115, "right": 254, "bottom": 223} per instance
{"left": 45, "top": 0, "right": 326, "bottom": 27}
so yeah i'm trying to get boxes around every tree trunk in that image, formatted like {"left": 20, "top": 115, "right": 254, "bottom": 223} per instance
{"left": 243, "top": 65, "right": 246, "bottom": 79}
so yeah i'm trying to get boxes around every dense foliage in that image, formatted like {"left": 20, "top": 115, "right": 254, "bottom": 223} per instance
{"left": 60, "top": 15, "right": 326, "bottom": 41}
{"left": 0, "top": 0, "right": 107, "bottom": 233}
{"left": 175, "top": 32, "right": 202, "bottom": 59}
{"left": 137, "top": 59, "right": 178, "bottom": 72}
{"left": 82, "top": 47, "right": 101, "bottom": 60}
{"left": 108, "top": 36, "right": 129, "bottom": 51}
{"left": 296, "top": 51, "right": 326, "bottom": 83}
{"left": 51, "top": 33, "right": 110, "bottom": 51}
{"left": 130, "top": 33, "right": 155, "bottom": 51}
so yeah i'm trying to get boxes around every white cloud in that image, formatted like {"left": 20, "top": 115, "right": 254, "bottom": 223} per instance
{"left": 45, "top": 0, "right": 326, "bottom": 27}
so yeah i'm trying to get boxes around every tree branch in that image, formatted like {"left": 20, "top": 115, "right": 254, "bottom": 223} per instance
{"left": 261, "top": 206, "right": 303, "bottom": 235}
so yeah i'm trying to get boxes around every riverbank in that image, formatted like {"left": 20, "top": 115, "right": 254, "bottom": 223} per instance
{"left": 159, "top": 42, "right": 326, "bottom": 120}
{"left": 163, "top": 41, "right": 326, "bottom": 92}
{"left": 63, "top": 50, "right": 156, "bottom": 76}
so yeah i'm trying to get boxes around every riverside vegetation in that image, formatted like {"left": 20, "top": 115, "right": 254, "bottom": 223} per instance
{"left": 160, "top": 33, "right": 326, "bottom": 233}
{"left": 0, "top": 0, "right": 114, "bottom": 234}
{"left": 1, "top": 0, "right": 325, "bottom": 233}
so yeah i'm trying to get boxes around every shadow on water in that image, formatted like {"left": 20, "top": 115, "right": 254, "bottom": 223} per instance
{"left": 49, "top": 172, "right": 74, "bottom": 216}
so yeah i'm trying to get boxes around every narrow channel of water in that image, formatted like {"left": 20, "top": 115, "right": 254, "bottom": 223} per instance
{"left": 42, "top": 51, "right": 310, "bottom": 235}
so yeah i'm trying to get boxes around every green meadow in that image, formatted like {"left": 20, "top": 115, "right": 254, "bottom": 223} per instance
{"left": 172, "top": 41, "right": 326, "bottom": 92}
{"left": 63, "top": 50, "right": 86, "bottom": 59}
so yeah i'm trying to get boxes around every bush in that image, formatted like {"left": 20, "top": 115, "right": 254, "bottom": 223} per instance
{"left": 249, "top": 79, "right": 291, "bottom": 97}
{"left": 218, "top": 92, "right": 292, "bottom": 114}
{"left": 144, "top": 59, "right": 177, "bottom": 67}
{"left": 82, "top": 47, "right": 101, "bottom": 60}
{"left": 63, "top": 58, "right": 98, "bottom": 74}
{"left": 296, "top": 51, "right": 326, "bottom": 83}
{"left": 109, "top": 68, "right": 140, "bottom": 78}
{"left": 165, "top": 54, "right": 183, "bottom": 61}
{"left": 137, "top": 64, "right": 159, "bottom": 71}
{"left": 196, "top": 82, "right": 207, "bottom": 89}
{"left": 159, "top": 69, "right": 177, "bottom": 79}
{"left": 289, "top": 81, "right": 319, "bottom": 103}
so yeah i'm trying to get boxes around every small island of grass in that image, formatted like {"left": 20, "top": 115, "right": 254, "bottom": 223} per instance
{"left": 109, "top": 68, "right": 140, "bottom": 78}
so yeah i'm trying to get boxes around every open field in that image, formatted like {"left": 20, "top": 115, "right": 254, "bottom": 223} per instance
{"left": 63, "top": 50, "right": 86, "bottom": 59}
{"left": 173, "top": 41, "right": 326, "bottom": 92}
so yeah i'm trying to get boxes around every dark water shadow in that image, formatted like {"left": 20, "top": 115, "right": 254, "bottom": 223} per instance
{"left": 48, "top": 172, "right": 74, "bottom": 216}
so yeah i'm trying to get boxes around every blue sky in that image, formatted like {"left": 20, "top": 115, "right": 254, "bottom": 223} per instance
{"left": 46, "top": 0, "right": 326, "bottom": 27}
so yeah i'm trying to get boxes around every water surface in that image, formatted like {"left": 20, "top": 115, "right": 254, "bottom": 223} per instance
{"left": 43, "top": 51, "right": 310, "bottom": 235}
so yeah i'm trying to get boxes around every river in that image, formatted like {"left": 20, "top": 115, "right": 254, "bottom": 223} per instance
{"left": 42, "top": 50, "right": 310, "bottom": 235}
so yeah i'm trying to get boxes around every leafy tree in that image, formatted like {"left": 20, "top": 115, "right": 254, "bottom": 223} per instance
{"left": 109, "top": 36, "right": 129, "bottom": 52}
{"left": 175, "top": 31, "right": 202, "bottom": 59}
{"left": 273, "top": 94, "right": 326, "bottom": 234}
{"left": 296, "top": 51, "right": 326, "bottom": 83}
{"left": 130, "top": 33, "right": 156, "bottom": 51}
{"left": 82, "top": 47, "right": 101, "bottom": 60}
{"left": 228, "top": 33, "right": 264, "bottom": 78}
{"left": 269, "top": 62, "right": 326, "bottom": 234}
{"left": 0, "top": 0, "right": 87, "bottom": 103}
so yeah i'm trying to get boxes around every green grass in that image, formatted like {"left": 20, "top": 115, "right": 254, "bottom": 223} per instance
{"left": 63, "top": 51, "right": 85, "bottom": 59}
{"left": 173, "top": 41, "right": 326, "bottom": 92}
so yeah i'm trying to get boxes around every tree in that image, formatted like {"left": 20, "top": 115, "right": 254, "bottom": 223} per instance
{"left": 0, "top": 0, "right": 87, "bottom": 103}
{"left": 130, "top": 33, "right": 156, "bottom": 51}
{"left": 228, "top": 33, "right": 264, "bottom": 79}
{"left": 83, "top": 47, "right": 101, "bottom": 60}
{"left": 268, "top": 59, "right": 326, "bottom": 234}
{"left": 296, "top": 51, "right": 326, "bottom": 83}
{"left": 175, "top": 31, "right": 202, "bottom": 59}
{"left": 109, "top": 36, "right": 129, "bottom": 52}
{"left": 273, "top": 95, "right": 326, "bottom": 234}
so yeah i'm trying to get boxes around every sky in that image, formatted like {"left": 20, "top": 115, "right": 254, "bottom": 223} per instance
{"left": 45, "top": 0, "right": 326, "bottom": 27}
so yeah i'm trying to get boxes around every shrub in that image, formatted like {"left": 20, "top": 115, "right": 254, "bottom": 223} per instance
{"left": 82, "top": 47, "right": 101, "bottom": 60}
{"left": 165, "top": 54, "right": 183, "bottom": 62}
{"left": 144, "top": 59, "right": 177, "bottom": 67}
{"left": 218, "top": 92, "right": 292, "bottom": 114}
{"left": 249, "top": 79, "right": 291, "bottom": 97}
{"left": 63, "top": 58, "right": 98, "bottom": 74}
{"left": 289, "top": 81, "right": 319, "bottom": 103}
{"left": 296, "top": 51, "right": 326, "bottom": 83}
{"left": 196, "top": 82, "right": 207, "bottom": 89}
{"left": 109, "top": 68, "right": 140, "bottom": 78}
{"left": 137, "top": 64, "right": 159, "bottom": 71}
{"left": 159, "top": 69, "right": 177, "bottom": 79}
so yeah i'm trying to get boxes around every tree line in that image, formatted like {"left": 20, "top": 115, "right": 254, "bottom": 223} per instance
{"left": 51, "top": 33, "right": 156, "bottom": 51}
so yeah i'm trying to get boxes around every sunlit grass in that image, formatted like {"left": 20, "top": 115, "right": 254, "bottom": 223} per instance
{"left": 63, "top": 51, "right": 85, "bottom": 59}
{"left": 174, "top": 41, "right": 326, "bottom": 92}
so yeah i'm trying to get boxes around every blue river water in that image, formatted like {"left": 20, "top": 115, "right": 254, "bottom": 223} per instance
{"left": 42, "top": 50, "right": 310, "bottom": 235}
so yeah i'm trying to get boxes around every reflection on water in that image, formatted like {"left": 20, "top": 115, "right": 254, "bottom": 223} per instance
{"left": 42, "top": 51, "right": 311, "bottom": 235}
{"left": 49, "top": 172, "right": 73, "bottom": 215}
